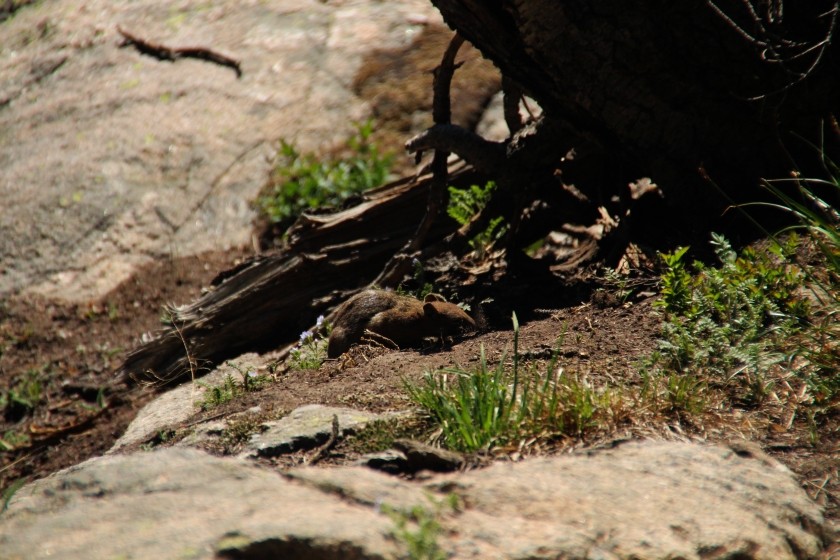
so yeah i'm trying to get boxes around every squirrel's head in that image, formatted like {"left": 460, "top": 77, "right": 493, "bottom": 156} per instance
{"left": 422, "top": 298, "right": 476, "bottom": 334}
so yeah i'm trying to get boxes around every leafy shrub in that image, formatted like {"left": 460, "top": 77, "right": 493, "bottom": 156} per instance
{"left": 649, "top": 233, "right": 809, "bottom": 405}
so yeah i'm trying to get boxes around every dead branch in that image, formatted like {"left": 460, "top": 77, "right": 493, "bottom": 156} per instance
{"left": 405, "top": 124, "right": 505, "bottom": 174}
{"left": 307, "top": 414, "right": 339, "bottom": 466}
{"left": 704, "top": 1, "right": 838, "bottom": 97}
{"left": 117, "top": 26, "right": 242, "bottom": 78}
{"left": 373, "top": 33, "right": 465, "bottom": 287}
{"left": 502, "top": 76, "right": 524, "bottom": 136}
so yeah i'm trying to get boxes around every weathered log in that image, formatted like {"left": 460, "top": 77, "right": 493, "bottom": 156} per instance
{"left": 118, "top": 165, "right": 482, "bottom": 385}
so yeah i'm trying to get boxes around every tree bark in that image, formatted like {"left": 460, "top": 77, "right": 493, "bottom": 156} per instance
{"left": 427, "top": 0, "right": 840, "bottom": 238}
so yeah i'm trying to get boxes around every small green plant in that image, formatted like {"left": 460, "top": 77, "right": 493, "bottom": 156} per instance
{"left": 406, "top": 313, "right": 618, "bottom": 452}
{"left": 258, "top": 120, "right": 393, "bottom": 230}
{"left": 107, "top": 300, "right": 120, "bottom": 321}
{"left": 447, "top": 181, "right": 508, "bottom": 259}
{"left": 383, "top": 494, "right": 457, "bottom": 560}
{"left": 0, "top": 430, "right": 30, "bottom": 451}
{"left": 646, "top": 233, "right": 810, "bottom": 407}
{"left": 447, "top": 181, "right": 496, "bottom": 224}
{"left": 139, "top": 428, "right": 179, "bottom": 451}
{"left": 398, "top": 258, "right": 434, "bottom": 300}
{"left": 657, "top": 246, "right": 694, "bottom": 315}
{"left": 290, "top": 316, "right": 331, "bottom": 369}
{"left": 198, "top": 374, "right": 239, "bottom": 410}
{"left": 598, "top": 267, "right": 635, "bottom": 303}
{"left": 639, "top": 365, "right": 707, "bottom": 414}
{"left": 159, "top": 306, "right": 174, "bottom": 326}
{"left": 1, "top": 368, "right": 44, "bottom": 420}
{"left": 197, "top": 363, "right": 269, "bottom": 411}
{"left": 1, "top": 478, "right": 26, "bottom": 515}
{"left": 153, "top": 429, "right": 176, "bottom": 445}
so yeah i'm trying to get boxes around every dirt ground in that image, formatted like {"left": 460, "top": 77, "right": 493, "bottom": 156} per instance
{"left": 0, "top": 248, "right": 252, "bottom": 489}
{"left": 2, "top": 245, "right": 838, "bottom": 551}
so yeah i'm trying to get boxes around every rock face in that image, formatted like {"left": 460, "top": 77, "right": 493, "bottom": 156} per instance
{"left": 1, "top": 448, "right": 399, "bottom": 560}
{"left": 245, "top": 403, "right": 403, "bottom": 458}
{"left": 0, "top": 0, "right": 443, "bottom": 300}
{"left": 109, "top": 355, "right": 266, "bottom": 451}
{"left": 1, "top": 441, "right": 827, "bottom": 560}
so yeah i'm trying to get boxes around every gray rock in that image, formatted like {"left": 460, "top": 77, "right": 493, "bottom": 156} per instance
{"left": 110, "top": 354, "right": 265, "bottom": 451}
{"left": 439, "top": 440, "right": 827, "bottom": 559}
{"left": 354, "top": 449, "right": 409, "bottom": 474}
{"left": 174, "top": 418, "right": 227, "bottom": 448}
{"left": 293, "top": 440, "right": 828, "bottom": 559}
{"left": 246, "top": 404, "right": 392, "bottom": 457}
{"left": 1, "top": 447, "right": 398, "bottom": 560}
{"left": 392, "top": 438, "right": 464, "bottom": 472}
{"left": 0, "top": 0, "right": 440, "bottom": 300}
{"left": 0, "top": 441, "right": 827, "bottom": 560}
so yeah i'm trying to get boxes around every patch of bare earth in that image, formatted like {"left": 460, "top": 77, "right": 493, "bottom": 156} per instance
{"left": 0, "top": 247, "right": 252, "bottom": 489}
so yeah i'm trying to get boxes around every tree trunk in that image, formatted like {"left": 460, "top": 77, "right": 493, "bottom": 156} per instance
{"left": 427, "top": 0, "right": 840, "bottom": 240}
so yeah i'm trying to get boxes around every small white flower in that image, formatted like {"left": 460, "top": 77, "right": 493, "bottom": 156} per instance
{"left": 316, "top": 315, "right": 325, "bottom": 327}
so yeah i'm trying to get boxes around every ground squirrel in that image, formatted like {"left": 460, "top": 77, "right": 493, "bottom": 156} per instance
{"left": 327, "top": 289, "right": 476, "bottom": 358}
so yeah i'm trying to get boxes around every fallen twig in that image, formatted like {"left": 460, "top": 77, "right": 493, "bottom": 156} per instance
{"left": 307, "top": 414, "right": 340, "bottom": 466}
{"left": 28, "top": 405, "right": 110, "bottom": 446}
{"left": 117, "top": 26, "right": 242, "bottom": 78}
{"left": 373, "top": 33, "right": 465, "bottom": 287}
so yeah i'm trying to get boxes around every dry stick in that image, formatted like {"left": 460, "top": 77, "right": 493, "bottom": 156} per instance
{"left": 116, "top": 26, "right": 242, "bottom": 78}
{"left": 307, "top": 414, "right": 339, "bottom": 466}
{"left": 28, "top": 406, "right": 110, "bottom": 448}
{"left": 502, "top": 76, "right": 524, "bottom": 136}
{"left": 372, "top": 33, "right": 465, "bottom": 287}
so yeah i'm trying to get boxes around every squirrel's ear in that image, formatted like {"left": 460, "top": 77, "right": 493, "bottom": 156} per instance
{"left": 423, "top": 293, "right": 446, "bottom": 303}
{"left": 423, "top": 302, "right": 442, "bottom": 316}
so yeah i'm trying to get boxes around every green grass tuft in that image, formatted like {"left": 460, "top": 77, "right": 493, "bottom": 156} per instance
{"left": 197, "top": 363, "right": 269, "bottom": 411}
{"left": 406, "top": 314, "right": 621, "bottom": 452}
